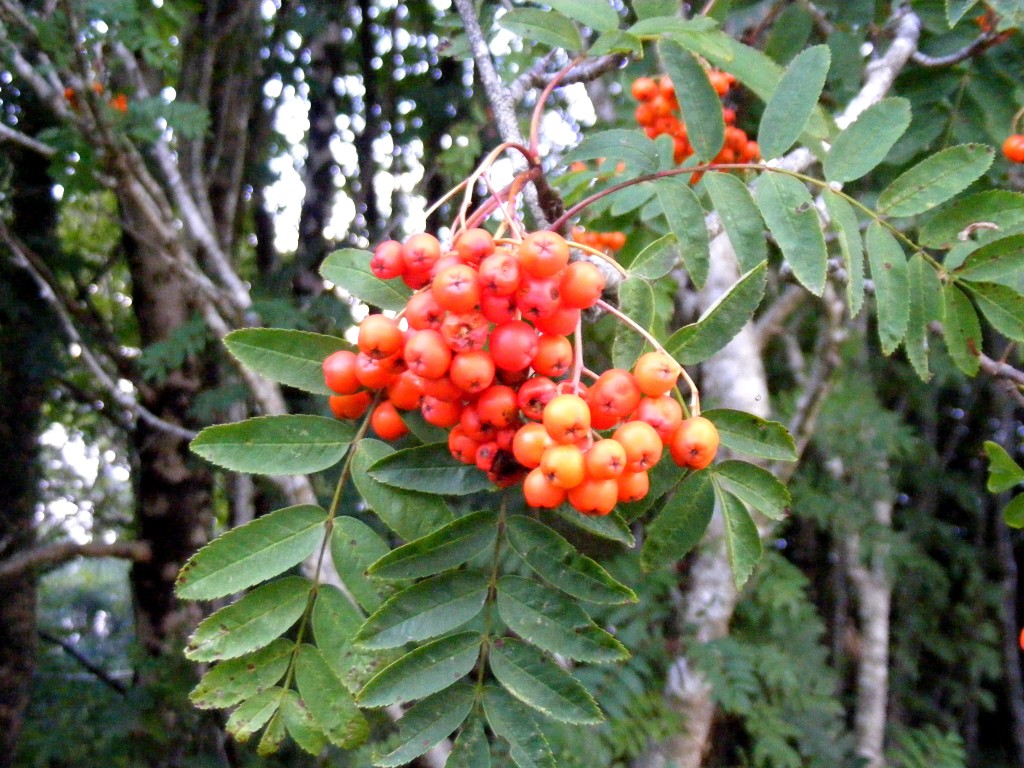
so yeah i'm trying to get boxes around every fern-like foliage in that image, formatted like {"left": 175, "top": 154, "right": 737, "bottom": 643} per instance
{"left": 888, "top": 725, "right": 966, "bottom": 768}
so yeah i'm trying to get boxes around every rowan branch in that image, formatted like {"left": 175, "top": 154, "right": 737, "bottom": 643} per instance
{"left": 911, "top": 29, "right": 1005, "bottom": 68}
{"left": 2, "top": 224, "right": 200, "bottom": 442}
{"left": 0, "top": 121, "right": 56, "bottom": 156}
{"left": 508, "top": 54, "right": 626, "bottom": 104}
{"left": 452, "top": 0, "right": 553, "bottom": 227}
{"left": 38, "top": 630, "right": 130, "bottom": 696}
{"left": 0, "top": 539, "right": 152, "bottom": 580}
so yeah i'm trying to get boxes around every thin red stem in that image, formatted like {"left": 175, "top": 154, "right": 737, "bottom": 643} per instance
{"left": 547, "top": 163, "right": 761, "bottom": 232}
{"left": 529, "top": 56, "right": 586, "bottom": 157}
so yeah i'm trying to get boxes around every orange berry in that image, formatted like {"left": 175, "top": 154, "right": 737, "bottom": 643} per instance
{"left": 568, "top": 477, "right": 618, "bottom": 516}
{"left": 512, "top": 423, "right": 552, "bottom": 469}
{"left": 631, "top": 76, "right": 658, "bottom": 101}
{"left": 632, "top": 351, "right": 681, "bottom": 397}
{"left": 612, "top": 420, "right": 663, "bottom": 472}
{"left": 519, "top": 231, "right": 570, "bottom": 278}
{"left": 669, "top": 416, "right": 720, "bottom": 470}
{"left": 371, "top": 401, "right": 409, "bottom": 440}
{"left": 1003, "top": 135, "right": 1024, "bottom": 163}
{"left": 540, "top": 444, "right": 586, "bottom": 489}
{"left": 523, "top": 467, "right": 567, "bottom": 508}
{"left": 617, "top": 470, "right": 649, "bottom": 503}
{"left": 358, "top": 314, "right": 403, "bottom": 360}
{"left": 584, "top": 438, "right": 627, "bottom": 480}
{"left": 560, "top": 261, "right": 605, "bottom": 309}
{"left": 329, "top": 391, "right": 372, "bottom": 420}
{"left": 543, "top": 393, "right": 592, "bottom": 444}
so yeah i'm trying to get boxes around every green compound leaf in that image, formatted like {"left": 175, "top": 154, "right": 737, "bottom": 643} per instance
{"left": 866, "top": 222, "right": 910, "bottom": 355}
{"left": 368, "top": 510, "right": 499, "bottom": 580}
{"left": 483, "top": 686, "right": 556, "bottom": 768}
{"left": 489, "top": 638, "right": 603, "bottom": 725}
{"left": 703, "top": 409, "right": 798, "bottom": 461}
{"left": 281, "top": 691, "right": 329, "bottom": 756}
{"left": 368, "top": 442, "right": 493, "bottom": 496}
{"left": 947, "top": 0, "right": 982, "bottom": 26}
{"left": 551, "top": 505, "right": 635, "bottom": 547}
{"left": 505, "top": 515, "right": 637, "bottom": 605}
{"left": 295, "top": 644, "right": 369, "bottom": 748}
{"left": 983, "top": 441, "right": 1024, "bottom": 493}
{"left": 878, "top": 144, "right": 995, "bottom": 218}
{"left": 719, "top": 488, "right": 763, "bottom": 589}
{"left": 320, "top": 248, "right": 411, "bottom": 311}
{"left": 962, "top": 282, "right": 1024, "bottom": 342}
{"left": 497, "top": 575, "right": 628, "bottom": 663}
{"left": 224, "top": 328, "right": 347, "bottom": 396}
{"left": 655, "top": 175, "right": 711, "bottom": 289}
{"left": 628, "top": 234, "right": 680, "bottom": 280}
{"left": 357, "top": 631, "right": 482, "bottom": 708}
{"left": 355, "top": 570, "right": 489, "bottom": 650}
{"left": 191, "top": 415, "right": 355, "bottom": 475}
{"left": 190, "top": 639, "right": 293, "bottom": 710}
{"left": 824, "top": 98, "right": 912, "bottom": 183}
{"left": 754, "top": 172, "right": 828, "bottom": 295}
{"left": 257, "top": 707, "right": 287, "bottom": 756}
{"left": 375, "top": 685, "right": 475, "bottom": 767}
{"left": 641, "top": 470, "right": 715, "bottom": 572}
{"left": 953, "top": 234, "right": 1024, "bottom": 283}
{"left": 563, "top": 129, "right": 660, "bottom": 176}
{"left": 660, "top": 39, "right": 725, "bottom": 162}
{"left": 352, "top": 439, "right": 454, "bottom": 542}
{"left": 703, "top": 171, "right": 767, "bottom": 274}
{"left": 919, "top": 190, "right": 1024, "bottom": 248}
{"left": 666, "top": 260, "right": 767, "bottom": 365}
{"left": 757, "top": 45, "right": 830, "bottom": 159}
{"left": 942, "top": 283, "right": 983, "bottom": 376}
{"left": 546, "top": 0, "right": 619, "bottom": 32}
{"left": 176, "top": 504, "right": 326, "bottom": 600}
{"left": 312, "top": 585, "right": 386, "bottom": 695}
{"left": 445, "top": 718, "right": 491, "bottom": 768}
{"left": 906, "top": 254, "right": 944, "bottom": 381}
{"left": 498, "top": 8, "right": 583, "bottom": 51}
{"left": 712, "top": 460, "right": 790, "bottom": 521}
{"left": 1004, "top": 494, "right": 1024, "bottom": 529}
{"left": 612, "top": 276, "right": 656, "bottom": 370}
{"left": 822, "top": 189, "right": 866, "bottom": 316}
{"left": 185, "top": 577, "right": 311, "bottom": 662}
{"left": 226, "top": 687, "right": 283, "bottom": 743}
{"left": 589, "top": 29, "right": 643, "bottom": 56}
{"left": 329, "top": 515, "right": 392, "bottom": 613}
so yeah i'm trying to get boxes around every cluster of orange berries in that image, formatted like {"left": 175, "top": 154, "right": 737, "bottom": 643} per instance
{"left": 570, "top": 226, "right": 627, "bottom": 253}
{"left": 630, "top": 73, "right": 759, "bottom": 166}
{"left": 63, "top": 82, "right": 128, "bottom": 113}
{"left": 321, "top": 228, "right": 719, "bottom": 516}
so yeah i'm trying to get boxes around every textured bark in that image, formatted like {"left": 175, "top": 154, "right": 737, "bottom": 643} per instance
{"left": 0, "top": 134, "right": 60, "bottom": 766}
{"left": 294, "top": 14, "right": 346, "bottom": 295}
{"left": 645, "top": 234, "right": 772, "bottom": 768}
{"left": 845, "top": 497, "right": 893, "bottom": 768}
{"left": 0, "top": 275, "right": 47, "bottom": 768}
{"left": 122, "top": 214, "right": 213, "bottom": 658}
{"left": 996, "top": 473, "right": 1024, "bottom": 766}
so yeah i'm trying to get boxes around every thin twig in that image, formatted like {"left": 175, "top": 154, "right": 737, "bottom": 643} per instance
{"left": 2, "top": 225, "right": 201, "bottom": 442}
{"left": 0, "top": 121, "right": 56, "bottom": 156}
{"left": 911, "top": 30, "right": 1006, "bottom": 68}
{"left": 38, "top": 630, "right": 130, "bottom": 696}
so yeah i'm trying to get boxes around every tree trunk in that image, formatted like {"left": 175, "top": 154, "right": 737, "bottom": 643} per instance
{"left": 0, "top": 128, "right": 62, "bottom": 766}
{"left": 845, "top": 496, "right": 894, "bottom": 768}
{"left": 0, "top": 271, "right": 49, "bottom": 768}
{"left": 995, "top": 469, "right": 1024, "bottom": 766}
